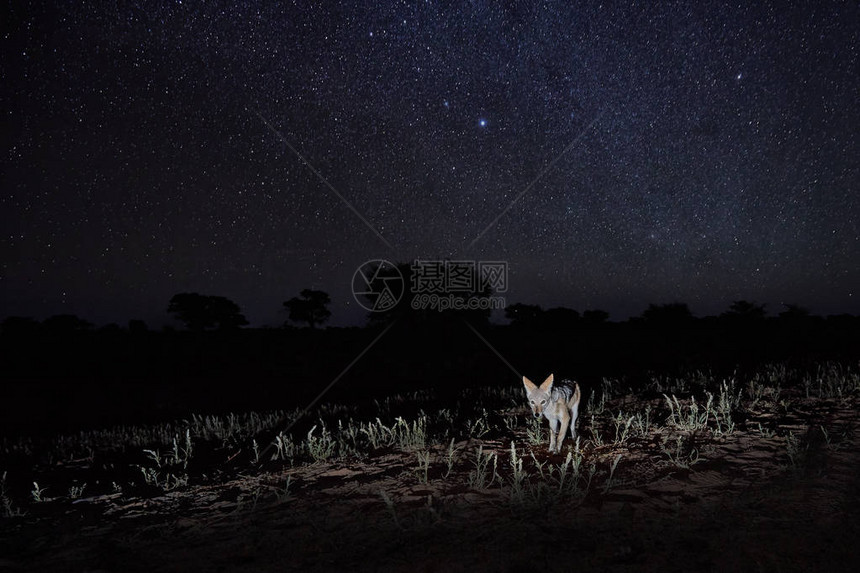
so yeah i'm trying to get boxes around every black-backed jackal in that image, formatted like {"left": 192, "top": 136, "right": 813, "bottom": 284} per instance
{"left": 522, "top": 374, "right": 581, "bottom": 453}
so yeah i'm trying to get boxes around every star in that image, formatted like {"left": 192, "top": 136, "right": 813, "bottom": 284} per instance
{"left": 478, "top": 118, "right": 487, "bottom": 127}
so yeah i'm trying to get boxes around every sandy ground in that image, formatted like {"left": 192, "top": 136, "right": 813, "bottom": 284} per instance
{"left": 2, "top": 394, "right": 859, "bottom": 572}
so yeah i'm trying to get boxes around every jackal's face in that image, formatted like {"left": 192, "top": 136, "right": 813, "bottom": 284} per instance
{"left": 522, "top": 374, "right": 554, "bottom": 418}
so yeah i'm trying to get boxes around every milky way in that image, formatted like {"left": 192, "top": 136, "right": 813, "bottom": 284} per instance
{"left": 2, "top": 1, "right": 858, "bottom": 326}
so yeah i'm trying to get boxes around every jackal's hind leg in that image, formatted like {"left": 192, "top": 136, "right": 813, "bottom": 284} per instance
{"left": 548, "top": 417, "right": 559, "bottom": 452}
{"left": 557, "top": 412, "right": 570, "bottom": 453}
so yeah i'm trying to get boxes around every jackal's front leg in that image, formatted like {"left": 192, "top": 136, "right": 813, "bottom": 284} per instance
{"left": 548, "top": 417, "right": 558, "bottom": 452}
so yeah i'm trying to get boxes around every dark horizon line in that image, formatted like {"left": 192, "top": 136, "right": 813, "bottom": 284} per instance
{"left": 3, "top": 300, "right": 860, "bottom": 333}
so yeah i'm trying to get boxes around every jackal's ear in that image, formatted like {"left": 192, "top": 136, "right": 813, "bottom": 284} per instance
{"left": 522, "top": 376, "right": 537, "bottom": 392}
{"left": 539, "top": 373, "right": 554, "bottom": 391}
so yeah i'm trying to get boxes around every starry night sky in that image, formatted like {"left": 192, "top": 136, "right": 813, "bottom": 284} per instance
{"left": 2, "top": 1, "right": 858, "bottom": 328}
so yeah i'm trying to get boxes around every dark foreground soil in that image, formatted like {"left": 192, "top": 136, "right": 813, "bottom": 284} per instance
{"left": 2, "top": 396, "right": 859, "bottom": 572}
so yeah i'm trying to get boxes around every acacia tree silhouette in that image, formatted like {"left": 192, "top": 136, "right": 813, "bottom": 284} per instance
{"left": 640, "top": 303, "right": 694, "bottom": 327}
{"left": 283, "top": 289, "right": 332, "bottom": 328}
{"left": 167, "top": 293, "right": 249, "bottom": 331}
{"left": 720, "top": 300, "right": 767, "bottom": 323}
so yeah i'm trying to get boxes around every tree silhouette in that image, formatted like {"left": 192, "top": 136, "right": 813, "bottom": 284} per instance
{"left": 720, "top": 300, "right": 767, "bottom": 322}
{"left": 42, "top": 314, "right": 93, "bottom": 333}
{"left": 640, "top": 303, "right": 693, "bottom": 327}
{"left": 283, "top": 289, "right": 332, "bottom": 328}
{"left": 582, "top": 309, "right": 610, "bottom": 325}
{"left": 543, "top": 307, "right": 581, "bottom": 329}
{"left": 778, "top": 303, "right": 811, "bottom": 320}
{"left": 167, "top": 293, "right": 249, "bottom": 331}
{"left": 505, "top": 303, "right": 543, "bottom": 327}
